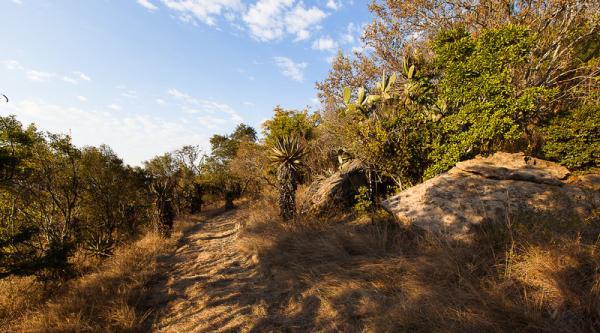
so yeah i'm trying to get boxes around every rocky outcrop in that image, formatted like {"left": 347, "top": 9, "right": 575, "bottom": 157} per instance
{"left": 301, "top": 160, "right": 370, "bottom": 215}
{"left": 382, "top": 152, "right": 599, "bottom": 239}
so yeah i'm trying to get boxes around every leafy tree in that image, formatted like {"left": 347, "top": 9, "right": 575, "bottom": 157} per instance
{"left": 426, "top": 25, "right": 555, "bottom": 176}
{"left": 78, "top": 146, "right": 149, "bottom": 256}
{"left": 202, "top": 124, "right": 258, "bottom": 209}
{"left": 262, "top": 107, "right": 318, "bottom": 145}
{"left": 541, "top": 98, "right": 600, "bottom": 170}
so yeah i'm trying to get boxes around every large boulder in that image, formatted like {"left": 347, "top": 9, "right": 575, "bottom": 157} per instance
{"left": 301, "top": 160, "right": 369, "bottom": 215}
{"left": 382, "top": 152, "right": 599, "bottom": 239}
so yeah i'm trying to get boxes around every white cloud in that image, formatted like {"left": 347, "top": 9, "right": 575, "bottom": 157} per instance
{"left": 121, "top": 90, "right": 138, "bottom": 99}
{"left": 137, "top": 0, "right": 158, "bottom": 10}
{"left": 63, "top": 76, "right": 78, "bottom": 84}
{"left": 2, "top": 99, "right": 211, "bottom": 165}
{"left": 312, "top": 36, "right": 338, "bottom": 52}
{"left": 11, "top": 0, "right": 22, "bottom": 4}
{"left": 167, "top": 88, "right": 243, "bottom": 122}
{"left": 108, "top": 104, "right": 122, "bottom": 111}
{"left": 62, "top": 72, "right": 92, "bottom": 84}
{"left": 341, "top": 22, "right": 357, "bottom": 44}
{"left": 4, "top": 60, "right": 91, "bottom": 85}
{"left": 273, "top": 56, "right": 307, "bottom": 82}
{"left": 74, "top": 71, "right": 91, "bottom": 81}
{"left": 77, "top": 96, "right": 88, "bottom": 102}
{"left": 243, "top": 0, "right": 326, "bottom": 41}
{"left": 156, "top": 98, "right": 167, "bottom": 105}
{"left": 161, "top": 0, "right": 243, "bottom": 26}
{"left": 284, "top": 3, "right": 326, "bottom": 41}
{"left": 27, "top": 70, "right": 56, "bottom": 82}
{"left": 3, "top": 60, "right": 24, "bottom": 70}
{"left": 326, "top": 0, "right": 341, "bottom": 10}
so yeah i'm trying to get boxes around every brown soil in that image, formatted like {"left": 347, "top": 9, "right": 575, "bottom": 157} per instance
{"left": 147, "top": 206, "right": 264, "bottom": 333}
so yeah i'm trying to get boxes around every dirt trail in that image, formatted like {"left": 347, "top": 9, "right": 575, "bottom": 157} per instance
{"left": 149, "top": 207, "right": 262, "bottom": 333}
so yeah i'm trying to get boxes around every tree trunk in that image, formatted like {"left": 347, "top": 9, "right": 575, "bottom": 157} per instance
{"left": 156, "top": 199, "right": 174, "bottom": 238}
{"left": 190, "top": 184, "right": 203, "bottom": 214}
{"left": 277, "top": 164, "right": 297, "bottom": 221}
{"left": 224, "top": 191, "right": 235, "bottom": 210}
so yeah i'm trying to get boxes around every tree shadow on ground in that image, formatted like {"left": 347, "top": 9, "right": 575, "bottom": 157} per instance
{"left": 231, "top": 188, "right": 599, "bottom": 333}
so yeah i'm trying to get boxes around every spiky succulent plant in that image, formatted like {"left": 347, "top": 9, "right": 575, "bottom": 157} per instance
{"left": 269, "top": 136, "right": 305, "bottom": 221}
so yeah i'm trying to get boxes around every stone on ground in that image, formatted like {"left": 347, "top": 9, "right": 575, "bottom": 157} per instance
{"left": 382, "top": 152, "right": 599, "bottom": 239}
{"left": 301, "top": 160, "right": 369, "bottom": 215}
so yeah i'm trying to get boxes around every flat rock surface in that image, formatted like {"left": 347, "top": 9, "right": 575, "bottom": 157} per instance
{"left": 382, "top": 152, "right": 599, "bottom": 238}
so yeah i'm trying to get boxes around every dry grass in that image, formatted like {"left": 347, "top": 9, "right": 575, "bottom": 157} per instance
{"left": 0, "top": 216, "right": 198, "bottom": 333}
{"left": 237, "top": 197, "right": 600, "bottom": 332}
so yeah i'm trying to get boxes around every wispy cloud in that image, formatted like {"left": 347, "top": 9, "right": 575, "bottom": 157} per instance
{"left": 160, "top": 0, "right": 244, "bottom": 26}
{"left": 4, "top": 60, "right": 91, "bottom": 84}
{"left": 2, "top": 99, "right": 211, "bottom": 165}
{"left": 137, "top": 0, "right": 158, "bottom": 10}
{"left": 63, "top": 72, "right": 92, "bottom": 84}
{"left": 139, "top": 0, "right": 328, "bottom": 42}
{"left": 167, "top": 88, "right": 243, "bottom": 123}
{"left": 108, "top": 104, "right": 123, "bottom": 111}
{"left": 27, "top": 70, "right": 56, "bottom": 82}
{"left": 273, "top": 56, "right": 307, "bottom": 82}
{"left": 3, "top": 60, "right": 24, "bottom": 70}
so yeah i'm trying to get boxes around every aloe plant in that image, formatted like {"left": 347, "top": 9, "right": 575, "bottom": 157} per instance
{"left": 150, "top": 178, "right": 175, "bottom": 237}
{"left": 269, "top": 136, "right": 306, "bottom": 221}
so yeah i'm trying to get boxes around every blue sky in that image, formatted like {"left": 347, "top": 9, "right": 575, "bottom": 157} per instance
{"left": 0, "top": 0, "right": 372, "bottom": 165}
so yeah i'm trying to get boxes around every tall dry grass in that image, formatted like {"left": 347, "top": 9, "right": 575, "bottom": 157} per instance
{"left": 237, "top": 197, "right": 600, "bottom": 332}
{"left": 0, "top": 216, "right": 198, "bottom": 333}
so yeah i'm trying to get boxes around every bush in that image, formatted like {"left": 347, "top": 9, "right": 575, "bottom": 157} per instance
{"left": 541, "top": 100, "right": 600, "bottom": 170}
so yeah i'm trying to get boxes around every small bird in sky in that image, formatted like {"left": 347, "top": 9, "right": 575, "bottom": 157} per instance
{"left": 1, "top": 94, "right": 7, "bottom": 103}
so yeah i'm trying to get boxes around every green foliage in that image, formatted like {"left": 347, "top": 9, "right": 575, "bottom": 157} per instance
{"left": 202, "top": 124, "right": 259, "bottom": 209}
{"left": 541, "top": 99, "right": 600, "bottom": 170}
{"left": 338, "top": 64, "right": 434, "bottom": 188}
{"left": 262, "top": 107, "right": 318, "bottom": 145}
{"left": 269, "top": 136, "right": 306, "bottom": 173}
{"left": 426, "top": 25, "right": 555, "bottom": 177}
{"left": 0, "top": 117, "right": 152, "bottom": 277}
{"left": 354, "top": 186, "right": 373, "bottom": 214}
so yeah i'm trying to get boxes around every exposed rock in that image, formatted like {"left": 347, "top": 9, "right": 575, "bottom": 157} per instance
{"left": 301, "top": 160, "right": 369, "bottom": 215}
{"left": 382, "top": 152, "right": 599, "bottom": 239}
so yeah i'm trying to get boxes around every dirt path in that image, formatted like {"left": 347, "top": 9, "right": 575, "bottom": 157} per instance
{"left": 149, "top": 207, "right": 262, "bottom": 332}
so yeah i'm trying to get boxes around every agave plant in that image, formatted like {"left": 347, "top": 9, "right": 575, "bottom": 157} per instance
{"left": 269, "top": 136, "right": 306, "bottom": 221}
{"left": 150, "top": 177, "right": 176, "bottom": 237}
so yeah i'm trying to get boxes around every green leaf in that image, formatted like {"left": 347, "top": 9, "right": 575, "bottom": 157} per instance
{"left": 407, "top": 65, "right": 415, "bottom": 80}
{"left": 387, "top": 72, "right": 397, "bottom": 90}
{"left": 366, "top": 94, "right": 381, "bottom": 104}
{"left": 357, "top": 87, "right": 366, "bottom": 105}
{"left": 343, "top": 86, "right": 351, "bottom": 105}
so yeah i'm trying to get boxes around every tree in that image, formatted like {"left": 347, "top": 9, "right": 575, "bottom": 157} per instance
{"left": 203, "top": 124, "right": 258, "bottom": 209}
{"left": 262, "top": 107, "right": 319, "bottom": 145}
{"left": 269, "top": 137, "right": 305, "bottom": 221}
{"left": 427, "top": 25, "right": 555, "bottom": 176}
{"left": 541, "top": 96, "right": 600, "bottom": 170}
